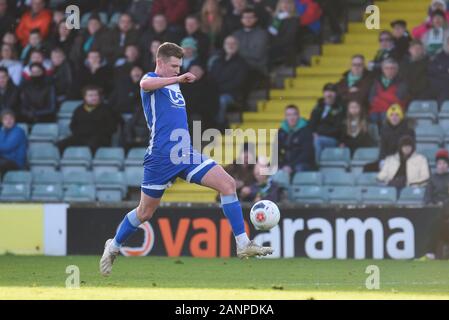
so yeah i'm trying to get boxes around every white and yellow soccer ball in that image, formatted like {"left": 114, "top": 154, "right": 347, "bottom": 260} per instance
{"left": 249, "top": 200, "right": 280, "bottom": 231}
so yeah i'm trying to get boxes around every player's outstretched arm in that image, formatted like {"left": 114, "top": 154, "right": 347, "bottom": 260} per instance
{"left": 140, "top": 73, "right": 196, "bottom": 91}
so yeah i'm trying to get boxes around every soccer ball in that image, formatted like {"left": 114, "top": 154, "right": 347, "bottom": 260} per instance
{"left": 250, "top": 200, "right": 280, "bottom": 231}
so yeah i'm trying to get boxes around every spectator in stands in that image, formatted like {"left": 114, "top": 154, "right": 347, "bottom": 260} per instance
{"left": 0, "top": 109, "right": 26, "bottom": 175}
{"left": 223, "top": 0, "right": 247, "bottom": 37}
{"left": 209, "top": 35, "right": 249, "bottom": 128}
{"left": 0, "top": 67, "right": 19, "bottom": 113}
{"left": 110, "top": 65, "right": 143, "bottom": 116}
{"left": 181, "top": 64, "right": 219, "bottom": 134}
{"left": 425, "top": 149, "right": 449, "bottom": 204}
{"left": 233, "top": 8, "right": 269, "bottom": 91}
{"left": 139, "top": 14, "right": 182, "bottom": 55}
{"left": 0, "top": 43, "right": 22, "bottom": 86}
{"left": 127, "top": 0, "right": 152, "bottom": 30}
{"left": 268, "top": 0, "right": 298, "bottom": 66}
{"left": 412, "top": 0, "right": 449, "bottom": 40}
{"left": 120, "top": 99, "right": 149, "bottom": 152}
{"left": 184, "top": 14, "right": 210, "bottom": 64}
{"left": 378, "top": 135, "right": 429, "bottom": 190}
{"left": 309, "top": 83, "right": 345, "bottom": 162}
{"left": 15, "top": 0, "right": 52, "bottom": 47}
{"left": 379, "top": 104, "right": 415, "bottom": 162}
{"left": 114, "top": 44, "right": 142, "bottom": 78}
{"left": 368, "top": 31, "right": 399, "bottom": 73}
{"left": 336, "top": 54, "right": 373, "bottom": 107}
{"left": 142, "top": 38, "right": 161, "bottom": 72}
{"left": 422, "top": 9, "right": 449, "bottom": 56}
{"left": 50, "top": 47, "right": 72, "bottom": 103}
{"left": 318, "top": 0, "right": 344, "bottom": 43}
{"left": 428, "top": 34, "right": 449, "bottom": 103}
{"left": 21, "top": 49, "right": 52, "bottom": 81}
{"left": 180, "top": 37, "right": 200, "bottom": 73}
{"left": 278, "top": 104, "right": 315, "bottom": 175}
{"left": 368, "top": 58, "right": 407, "bottom": 127}
{"left": 106, "top": 13, "right": 139, "bottom": 64}
{"left": 240, "top": 156, "right": 283, "bottom": 202}
{"left": 224, "top": 142, "right": 256, "bottom": 195}
{"left": 400, "top": 40, "right": 431, "bottom": 101}
{"left": 20, "top": 28, "right": 48, "bottom": 62}
{"left": 200, "top": 0, "right": 225, "bottom": 51}
{"left": 390, "top": 20, "right": 411, "bottom": 61}
{"left": 49, "top": 21, "right": 75, "bottom": 57}
{"left": 0, "top": 0, "right": 15, "bottom": 40}
{"left": 69, "top": 13, "right": 110, "bottom": 66}
{"left": 340, "top": 100, "right": 374, "bottom": 156}
{"left": 2, "top": 31, "right": 19, "bottom": 55}
{"left": 150, "top": 0, "right": 190, "bottom": 27}
{"left": 57, "top": 86, "right": 116, "bottom": 153}
{"left": 19, "top": 62, "right": 56, "bottom": 123}
{"left": 74, "top": 50, "right": 112, "bottom": 98}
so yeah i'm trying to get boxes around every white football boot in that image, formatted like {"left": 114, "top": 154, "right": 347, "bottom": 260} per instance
{"left": 237, "top": 240, "right": 273, "bottom": 259}
{"left": 99, "top": 239, "right": 119, "bottom": 276}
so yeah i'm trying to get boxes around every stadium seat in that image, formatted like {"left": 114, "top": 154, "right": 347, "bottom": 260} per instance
{"left": 31, "top": 184, "right": 63, "bottom": 202}
{"left": 0, "top": 184, "right": 31, "bottom": 201}
{"left": 63, "top": 185, "right": 96, "bottom": 202}
{"left": 289, "top": 185, "right": 328, "bottom": 204}
{"left": 97, "top": 189, "right": 123, "bottom": 202}
{"left": 124, "top": 148, "right": 146, "bottom": 167}
{"left": 17, "top": 123, "right": 29, "bottom": 137}
{"left": 415, "top": 124, "right": 444, "bottom": 149}
{"left": 33, "top": 171, "right": 63, "bottom": 185}
{"left": 319, "top": 147, "right": 351, "bottom": 169}
{"left": 351, "top": 148, "right": 379, "bottom": 174}
{"left": 406, "top": 100, "right": 438, "bottom": 125}
{"left": 416, "top": 145, "right": 440, "bottom": 168}
{"left": 57, "top": 100, "right": 82, "bottom": 119}
{"left": 356, "top": 173, "right": 380, "bottom": 187}
{"left": 60, "top": 147, "right": 92, "bottom": 173}
{"left": 2, "top": 171, "right": 32, "bottom": 185}
{"left": 291, "top": 171, "right": 322, "bottom": 186}
{"left": 323, "top": 171, "right": 355, "bottom": 186}
{"left": 95, "top": 171, "right": 127, "bottom": 197}
{"left": 28, "top": 123, "right": 59, "bottom": 143}
{"left": 328, "top": 186, "right": 362, "bottom": 205}
{"left": 57, "top": 119, "right": 71, "bottom": 139}
{"left": 397, "top": 187, "right": 425, "bottom": 206}
{"left": 125, "top": 167, "right": 144, "bottom": 188}
{"left": 28, "top": 143, "right": 60, "bottom": 172}
{"left": 63, "top": 171, "right": 94, "bottom": 188}
{"left": 438, "top": 101, "right": 449, "bottom": 129}
{"left": 361, "top": 187, "right": 397, "bottom": 205}
{"left": 92, "top": 147, "right": 125, "bottom": 174}
{"left": 271, "top": 170, "right": 290, "bottom": 188}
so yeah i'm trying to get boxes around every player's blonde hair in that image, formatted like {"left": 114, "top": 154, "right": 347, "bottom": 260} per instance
{"left": 156, "top": 42, "right": 184, "bottom": 60}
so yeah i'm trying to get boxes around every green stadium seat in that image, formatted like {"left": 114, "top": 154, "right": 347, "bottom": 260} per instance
{"left": 92, "top": 147, "right": 124, "bottom": 174}
{"left": 57, "top": 119, "right": 71, "bottom": 139}
{"left": 31, "top": 184, "right": 63, "bottom": 201}
{"left": 323, "top": 171, "right": 355, "bottom": 186}
{"left": 438, "top": 101, "right": 449, "bottom": 129}
{"left": 33, "top": 171, "right": 63, "bottom": 185}
{"left": 416, "top": 124, "right": 444, "bottom": 149}
{"left": 29, "top": 123, "right": 59, "bottom": 143}
{"left": 17, "top": 123, "right": 29, "bottom": 137}
{"left": 271, "top": 170, "right": 290, "bottom": 188}
{"left": 125, "top": 167, "right": 144, "bottom": 188}
{"left": 289, "top": 185, "right": 328, "bottom": 204}
{"left": 320, "top": 147, "right": 351, "bottom": 169}
{"left": 406, "top": 100, "right": 438, "bottom": 125}
{"left": 63, "top": 185, "right": 96, "bottom": 202}
{"left": 291, "top": 171, "right": 322, "bottom": 186}
{"left": 60, "top": 147, "right": 92, "bottom": 173}
{"left": 57, "top": 100, "right": 82, "bottom": 119}
{"left": 397, "top": 187, "right": 425, "bottom": 206}
{"left": 356, "top": 173, "right": 380, "bottom": 187}
{"left": 97, "top": 189, "right": 123, "bottom": 202}
{"left": 95, "top": 171, "right": 127, "bottom": 197}
{"left": 63, "top": 171, "right": 94, "bottom": 188}
{"left": 361, "top": 187, "right": 397, "bottom": 205}
{"left": 124, "top": 148, "right": 146, "bottom": 167}
{"left": 2, "top": 171, "right": 32, "bottom": 185}
{"left": 0, "top": 183, "right": 31, "bottom": 201}
{"left": 417, "top": 145, "right": 439, "bottom": 168}
{"left": 328, "top": 186, "right": 362, "bottom": 205}
{"left": 351, "top": 148, "right": 379, "bottom": 174}
{"left": 28, "top": 143, "right": 60, "bottom": 172}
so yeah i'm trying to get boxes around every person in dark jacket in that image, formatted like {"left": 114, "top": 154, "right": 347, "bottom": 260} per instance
{"left": 121, "top": 97, "right": 149, "bottom": 152}
{"left": 19, "top": 62, "right": 56, "bottom": 123}
{"left": 336, "top": 54, "right": 373, "bottom": 107}
{"left": 56, "top": 86, "right": 116, "bottom": 153}
{"left": 399, "top": 40, "right": 431, "bottom": 100}
{"left": 368, "top": 31, "right": 400, "bottom": 73}
{"left": 139, "top": 14, "right": 182, "bottom": 57}
{"left": 184, "top": 14, "right": 210, "bottom": 65}
{"left": 110, "top": 65, "right": 143, "bottom": 115}
{"left": 309, "top": 83, "right": 345, "bottom": 162}
{"left": 425, "top": 149, "right": 449, "bottom": 204}
{"left": 105, "top": 13, "right": 140, "bottom": 65}
{"left": 48, "top": 20, "right": 75, "bottom": 56}
{"left": 391, "top": 20, "right": 412, "bottom": 61}
{"left": 0, "top": 109, "right": 26, "bottom": 175}
{"left": 50, "top": 47, "right": 72, "bottom": 103}
{"left": 209, "top": 35, "right": 249, "bottom": 127}
{"left": 428, "top": 35, "right": 449, "bottom": 104}
{"left": 278, "top": 104, "right": 315, "bottom": 175}
{"left": 0, "top": 66, "right": 19, "bottom": 113}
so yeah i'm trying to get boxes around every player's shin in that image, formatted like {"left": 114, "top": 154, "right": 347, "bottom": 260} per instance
{"left": 110, "top": 209, "right": 142, "bottom": 252}
{"left": 220, "top": 193, "right": 250, "bottom": 249}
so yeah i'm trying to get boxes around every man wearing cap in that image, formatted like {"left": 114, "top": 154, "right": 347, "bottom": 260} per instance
{"left": 309, "top": 83, "right": 345, "bottom": 162}
{"left": 0, "top": 109, "right": 27, "bottom": 175}
{"left": 391, "top": 20, "right": 412, "bottom": 61}
{"left": 180, "top": 36, "right": 200, "bottom": 73}
{"left": 425, "top": 149, "right": 449, "bottom": 204}
{"left": 422, "top": 9, "right": 449, "bottom": 56}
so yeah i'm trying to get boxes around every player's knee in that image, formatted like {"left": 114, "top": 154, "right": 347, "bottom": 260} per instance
{"left": 137, "top": 205, "right": 156, "bottom": 221}
{"left": 221, "top": 177, "right": 237, "bottom": 195}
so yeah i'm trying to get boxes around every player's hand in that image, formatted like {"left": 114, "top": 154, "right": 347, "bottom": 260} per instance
{"left": 177, "top": 72, "right": 196, "bottom": 83}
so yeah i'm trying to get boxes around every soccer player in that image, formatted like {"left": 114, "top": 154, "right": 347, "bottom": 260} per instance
{"left": 100, "top": 42, "right": 273, "bottom": 276}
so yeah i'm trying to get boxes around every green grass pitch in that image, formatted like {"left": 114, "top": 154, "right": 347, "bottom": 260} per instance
{"left": 1, "top": 255, "right": 449, "bottom": 299}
